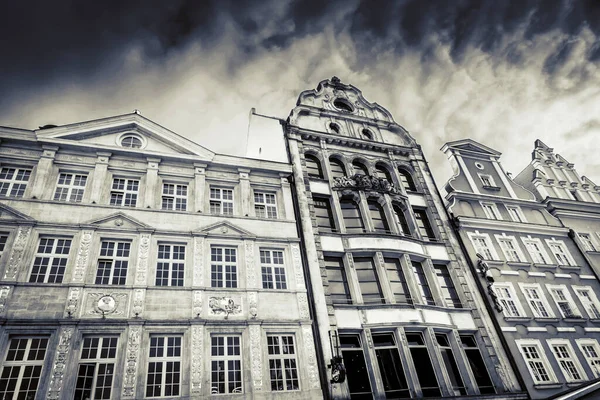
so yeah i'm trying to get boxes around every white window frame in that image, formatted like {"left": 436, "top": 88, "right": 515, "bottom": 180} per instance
{"left": 95, "top": 240, "right": 131, "bottom": 285}
{"left": 521, "top": 237, "right": 551, "bottom": 265}
{"left": 210, "top": 187, "right": 234, "bottom": 215}
{"left": 162, "top": 183, "right": 188, "bottom": 211}
{"left": 29, "top": 237, "right": 72, "bottom": 284}
{"left": 210, "top": 246, "right": 237, "bottom": 288}
{"left": 516, "top": 339, "right": 557, "bottom": 384}
{"left": 0, "top": 336, "right": 49, "bottom": 400}
{"left": 75, "top": 336, "right": 119, "bottom": 400}
{"left": 546, "top": 284, "right": 582, "bottom": 318}
{"left": 110, "top": 177, "right": 139, "bottom": 207}
{"left": 495, "top": 234, "right": 526, "bottom": 263}
{"left": 478, "top": 173, "right": 497, "bottom": 187}
{"left": 0, "top": 167, "right": 31, "bottom": 198}
{"left": 155, "top": 244, "right": 185, "bottom": 287}
{"left": 267, "top": 334, "right": 300, "bottom": 391}
{"left": 53, "top": 172, "right": 88, "bottom": 202}
{"left": 254, "top": 191, "right": 278, "bottom": 219}
{"left": 573, "top": 285, "right": 600, "bottom": 319}
{"left": 467, "top": 231, "right": 499, "bottom": 260}
{"left": 519, "top": 283, "right": 554, "bottom": 318}
{"left": 145, "top": 335, "right": 182, "bottom": 398}
{"left": 211, "top": 335, "right": 243, "bottom": 394}
{"left": 578, "top": 233, "right": 597, "bottom": 252}
{"left": 506, "top": 205, "right": 527, "bottom": 223}
{"left": 576, "top": 339, "right": 600, "bottom": 378}
{"left": 545, "top": 238, "right": 576, "bottom": 267}
{"left": 494, "top": 283, "right": 526, "bottom": 317}
{"left": 260, "top": 249, "right": 287, "bottom": 289}
{"left": 547, "top": 339, "right": 587, "bottom": 383}
{"left": 481, "top": 202, "right": 502, "bottom": 220}
{"left": 0, "top": 233, "right": 8, "bottom": 257}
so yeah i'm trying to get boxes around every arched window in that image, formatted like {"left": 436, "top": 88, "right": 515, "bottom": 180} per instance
{"left": 352, "top": 160, "right": 369, "bottom": 176}
{"left": 393, "top": 204, "right": 411, "bottom": 236}
{"left": 305, "top": 154, "right": 324, "bottom": 179}
{"left": 398, "top": 168, "right": 417, "bottom": 191}
{"left": 375, "top": 163, "right": 393, "bottom": 182}
{"left": 329, "top": 123, "right": 341, "bottom": 134}
{"left": 329, "top": 157, "right": 346, "bottom": 179}
{"left": 340, "top": 198, "right": 364, "bottom": 233}
{"left": 121, "top": 135, "right": 143, "bottom": 149}
{"left": 368, "top": 200, "right": 389, "bottom": 233}
{"left": 361, "top": 129, "right": 373, "bottom": 140}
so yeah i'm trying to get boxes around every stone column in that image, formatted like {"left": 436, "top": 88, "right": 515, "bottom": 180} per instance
{"left": 144, "top": 158, "right": 161, "bottom": 208}
{"left": 30, "top": 145, "right": 58, "bottom": 199}
{"left": 194, "top": 163, "right": 206, "bottom": 213}
{"left": 90, "top": 152, "right": 111, "bottom": 204}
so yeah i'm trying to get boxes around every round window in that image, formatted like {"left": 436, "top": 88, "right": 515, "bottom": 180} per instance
{"left": 121, "top": 135, "right": 143, "bottom": 149}
{"left": 361, "top": 129, "right": 373, "bottom": 140}
{"left": 475, "top": 162, "right": 485, "bottom": 170}
{"left": 329, "top": 123, "right": 341, "bottom": 134}
{"left": 333, "top": 98, "right": 354, "bottom": 113}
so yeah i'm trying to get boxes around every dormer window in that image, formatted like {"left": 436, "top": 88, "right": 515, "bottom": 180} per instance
{"left": 120, "top": 134, "right": 143, "bottom": 149}
{"left": 333, "top": 98, "right": 354, "bottom": 113}
{"left": 329, "top": 123, "right": 341, "bottom": 134}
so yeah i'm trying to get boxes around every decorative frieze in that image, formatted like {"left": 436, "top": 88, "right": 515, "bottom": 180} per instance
{"left": 208, "top": 296, "right": 241, "bottom": 319}
{"left": 291, "top": 243, "right": 305, "bottom": 288}
{"left": 0, "top": 285, "right": 11, "bottom": 313}
{"left": 191, "top": 325, "right": 204, "bottom": 394}
{"left": 193, "top": 237, "right": 204, "bottom": 286}
{"left": 72, "top": 230, "right": 93, "bottom": 283}
{"left": 131, "top": 289, "right": 145, "bottom": 317}
{"left": 193, "top": 290, "right": 202, "bottom": 318}
{"left": 332, "top": 174, "right": 402, "bottom": 195}
{"left": 249, "top": 324, "right": 263, "bottom": 391}
{"left": 3, "top": 226, "right": 31, "bottom": 280}
{"left": 297, "top": 292, "right": 310, "bottom": 320}
{"left": 64, "top": 287, "right": 81, "bottom": 318}
{"left": 245, "top": 240, "right": 256, "bottom": 288}
{"left": 135, "top": 234, "right": 151, "bottom": 285}
{"left": 122, "top": 325, "right": 142, "bottom": 398}
{"left": 302, "top": 325, "right": 321, "bottom": 390}
{"left": 86, "top": 292, "right": 128, "bottom": 318}
{"left": 248, "top": 291, "right": 258, "bottom": 319}
{"left": 47, "top": 326, "right": 75, "bottom": 399}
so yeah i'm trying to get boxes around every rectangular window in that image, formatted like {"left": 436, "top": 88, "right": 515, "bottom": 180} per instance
{"left": 522, "top": 238, "right": 549, "bottom": 264}
{"left": 146, "top": 336, "right": 182, "bottom": 398}
{"left": 313, "top": 197, "right": 336, "bottom": 232}
{"left": 460, "top": 335, "right": 495, "bottom": 394}
{"left": 406, "top": 332, "right": 441, "bottom": 397}
{"left": 373, "top": 333, "right": 410, "bottom": 398}
{"left": 110, "top": 178, "right": 139, "bottom": 207}
{"left": 260, "top": 249, "right": 286, "bottom": 289}
{"left": 29, "top": 237, "right": 72, "bottom": 283}
{"left": 267, "top": 335, "right": 299, "bottom": 391}
{"left": 254, "top": 192, "right": 277, "bottom": 219}
{"left": 0, "top": 167, "right": 31, "bottom": 198}
{"left": 434, "top": 264, "right": 461, "bottom": 308}
{"left": 340, "top": 334, "right": 373, "bottom": 398}
{"left": 520, "top": 284, "right": 553, "bottom": 318}
{"left": 548, "top": 340, "right": 586, "bottom": 382}
{"left": 411, "top": 260, "right": 435, "bottom": 305}
{"left": 497, "top": 237, "right": 523, "bottom": 262}
{"left": 0, "top": 337, "right": 49, "bottom": 400}
{"left": 436, "top": 334, "right": 466, "bottom": 395}
{"left": 211, "top": 247, "right": 237, "bottom": 288}
{"left": 384, "top": 258, "right": 412, "bottom": 304}
{"left": 576, "top": 340, "right": 600, "bottom": 378}
{"left": 0, "top": 233, "right": 8, "bottom": 256}
{"left": 155, "top": 244, "right": 185, "bottom": 287}
{"left": 479, "top": 174, "right": 497, "bottom": 188}
{"left": 507, "top": 206, "right": 525, "bottom": 222}
{"left": 547, "top": 285, "right": 581, "bottom": 318}
{"left": 75, "top": 336, "right": 118, "bottom": 400}
{"left": 517, "top": 340, "right": 555, "bottom": 384}
{"left": 495, "top": 283, "right": 524, "bottom": 317}
{"left": 211, "top": 335, "right": 242, "bottom": 394}
{"left": 95, "top": 240, "right": 130, "bottom": 285}
{"left": 53, "top": 173, "right": 87, "bottom": 202}
{"left": 325, "top": 256, "right": 351, "bottom": 304}
{"left": 579, "top": 233, "right": 597, "bottom": 252}
{"left": 162, "top": 183, "right": 187, "bottom": 211}
{"left": 210, "top": 188, "right": 233, "bottom": 215}
{"left": 469, "top": 234, "right": 495, "bottom": 260}
{"left": 574, "top": 286, "right": 600, "bottom": 319}
{"left": 413, "top": 209, "right": 435, "bottom": 241}
{"left": 481, "top": 203, "right": 501, "bottom": 220}
{"left": 353, "top": 257, "right": 384, "bottom": 304}
{"left": 547, "top": 241, "right": 575, "bottom": 266}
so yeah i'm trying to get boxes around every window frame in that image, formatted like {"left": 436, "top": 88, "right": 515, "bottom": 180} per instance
{"left": 516, "top": 339, "right": 557, "bottom": 384}
{"left": 75, "top": 336, "right": 119, "bottom": 400}
{"left": 0, "top": 166, "right": 31, "bottom": 198}
{"left": 0, "top": 336, "right": 49, "bottom": 400}
{"left": 410, "top": 260, "right": 435, "bottom": 306}
{"left": 481, "top": 202, "right": 502, "bottom": 220}
{"left": 109, "top": 177, "right": 140, "bottom": 207}
{"left": 260, "top": 249, "right": 287, "bottom": 290}
{"left": 519, "top": 283, "right": 555, "bottom": 318}
{"left": 546, "top": 284, "right": 581, "bottom": 319}
{"left": 266, "top": 334, "right": 300, "bottom": 392}
{"left": 313, "top": 196, "right": 336, "bottom": 232}
{"left": 412, "top": 208, "right": 436, "bottom": 241}
{"left": 575, "top": 339, "right": 600, "bottom": 378}
{"left": 578, "top": 233, "right": 597, "bottom": 252}
{"left": 397, "top": 168, "right": 417, "bottom": 192}
{"left": 545, "top": 239, "right": 576, "bottom": 267}
{"left": 547, "top": 339, "right": 587, "bottom": 383}
{"left": 29, "top": 236, "right": 72, "bottom": 284}
{"left": 209, "top": 187, "right": 234, "bottom": 216}
{"left": 521, "top": 237, "right": 551, "bottom": 265}
{"left": 353, "top": 256, "right": 384, "bottom": 304}
{"left": 145, "top": 335, "right": 182, "bottom": 398}
{"left": 210, "top": 246, "right": 238, "bottom": 288}
{"left": 495, "top": 234, "right": 526, "bottom": 263}
{"left": 494, "top": 283, "right": 526, "bottom": 318}
{"left": 305, "top": 154, "right": 324, "bottom": 179}
{"left": 372, "top": 332, "right": 410, "bottom": 398}
{"left": 324, "top": 256, "right": 352, "bottom": 304}
{"left": 478, "top": 173, "right": 497, "bottom": 188}
{"left": 340, "top": 196, "right": 365, "bottom": 233}
{"left": 95, "top": 240, "right": 131, "bottom": 285}
{"left": 467, "top": 232, "right": 498, "bottom": 260}
{"left": 210, "top": 335, "right": 243, "bottom": 394}
{"left": 254, "top": 191, "right": 278, "bottom": 219}
{"left": 506, "top": 205, "right": 527, "bottom": 223}
{"left": 433, "top": 263, "right": 462, "bottom": 308}
{"left": 162, "top": 182, "right": 188, "bottom": 211}
{"left": 573, "top": 285, "right": 600, "bottom": 319}
{"left": 53, "top": 172, "right": 88, "bottom": 202}
{"left": 155, "top": 243, "right": 185, "bottom": 287}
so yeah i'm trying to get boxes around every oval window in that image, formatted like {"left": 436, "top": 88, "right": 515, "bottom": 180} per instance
{"left": 361, "top": 129, "right": 373, "bottom": 140}
{"left": 333, "top": 98, "right": 354, "bottom": 113}
{"left": 121, "top": 135, "right": 143, "bottom": 149}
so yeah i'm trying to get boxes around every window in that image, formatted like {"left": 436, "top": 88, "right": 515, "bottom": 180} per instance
{"left": 324, "top": 256, "right": 351, "bottom": 304}
{"left": 516, "top": 340, "right": 555, "bottom": 384}
{"left": 354, "top": 257, "right": 384, "bottom": 304}
{"left": 520, "top": 284, "right": 553, "bottom": 318}
{"left": 410, "top": 260, "right": 435, "bottom": 305}
{"left": 254, "top": 192, "right": 277, "bottom": 219}
{"left": 579, "top": 233, "right": 597, "bottom": 252}
{"left": 110, "top": 178, "right": 139, "bottom": 207}
{"left": 494, "top": 283, "right": 524, "bottom": 317}
{"left": 406, "top": 332, "right": 441, "bottom": 397}
{"left": 210, "top": 188, "right": 233, "bottom": 215}
{"left": 29, "top": 237, "right": 72, "bottom": 283}
{"left": 547, "top": 285, "right": 581, "bottom": 318}
{"left": 384, "top": 258, "right": 412, "bottom": 304}
{"left": 155, "top": 244, "right": 185, "bottom": 287}
{"left": 75, "top": 336, "right": 118, "bottom": 400}
{"left": 339, "top": 335, "right": 372, "bottom": 398}
{"left": 211, "top": 335, "right": 242, "bottom": 394}
{"left": 374, "top": 163, "right": 392, "bottom": 182}
{"left": 305, "top": 154, "right": 324, "bottom": 179}
{"left": 121, "top": 135, "right": 142, "bottom": 148}
{"left": 434, "top": 264, "right": 461, "bottom": 308}
{"left": 361, "top": 129, "right": 373, "bottom": 140}
{"left": 267, "top": 335, "right": 299, "bottom": 391}
{"left": 547, "top": 240, "right": 576, "bottom": 266}
{"left": 481, "top": 203, "right": 501, "bottom": 220}
{"left": 573, "top": 286, "right": 600, "bottom": 319}
{"left": 398, "top": 169, "right": 416, "bottom": 191}
{"left": 146, "top": 336, "right": 182, "bottom": 397}
{"left": 522, "top": 238, "right": 549, "bottom": 264}
{"left": 352, "top": 160, "right": 369, "bottom": 176}
{"left": 496, "top": 236, "right": 524, "bottom": 262}
{"left": 53, "top": 173, "right": 87, "bottom": 202}
{"left": 340, "top": 198, "right": 364, "bottom": 233}
{"left": 460, "top": 335, "right": 495, "bottom": 394}
{"left": 507, "top": 206, "right": 526, "bottom": 222}
{"left": 0, "top": 167, "right": 30, "bottom": 197}
{"left": 576, "top": 339, "right": 600, "bottom": 377}
{"left": 393, "top": 205, "right": 411, "bottom": 236}
{"left": 329, "top": 158, "right": 346, "bottom": 179}
{"left": 211, "top": 247, "right": 237, "bottom": 288}
{"left": 479, "top": 174, "right": 497, "bottom": 188}
{"left": 0, "top": 233, "right": 8, "bottom": 256}
{"left": 373, "top": 333, "right": 410, "bottom": 398}
{"left": 367, "top": 200, "right": 389, "bottom": 233}
{"left": 548, "top": 340, "right": 586, "bottom": 382}
{"left": 413, "top": 209, "right": 435, "bottom": 241}
{"left": 313, "top": 197, "right": 336, "bottom": 232}
{"left": 469, "top": 233, "right": 496, "bottom": 260}
{"left": 329, "top": 123, "right": 341, "bottom": 134}
{"left": 95, "top": 241, "right": 130, "bottom": 285}
{"left": 261, "top": 249, "right": 286, "bottom": 289}
{"left": 0, "top": 337, "right": 49, "bottom": 400}
{"left": 436, "top": 334, "right": 466, "bottom": 395}
{"left": 162, "top": 183, "right": 187, "bottom": 211}
{"left": 334, "top": 98, "right": 354, "bottom": 113}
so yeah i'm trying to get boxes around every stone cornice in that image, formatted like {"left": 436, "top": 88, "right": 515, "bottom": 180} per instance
{"left": 544, "top": 198, "right": 600, "bottom": 217}
{"left": 446, "top": 190, "right": 546, "bottom": 209}
{"left": 456, "top": 216, "right": 569, "bottom": 236}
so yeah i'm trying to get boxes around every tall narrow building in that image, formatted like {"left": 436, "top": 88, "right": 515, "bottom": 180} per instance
{"left": 283, "top": 77, "right": 524, "bottom": 399}
{"left": 443, "top": 139, "right": 600, "bottom": 399}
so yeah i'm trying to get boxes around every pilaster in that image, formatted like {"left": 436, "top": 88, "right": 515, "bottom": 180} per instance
{"left": 194, "top": 163, "right": 206, "bottom": 213}
{"left": 144, "top": 158, "right": 161, "bottom": 208}
{"left": 30, "top": 145, "right": 58, "bottom": 199}
{"left": 90, "top": 152, "right": 111, "bottom": 204}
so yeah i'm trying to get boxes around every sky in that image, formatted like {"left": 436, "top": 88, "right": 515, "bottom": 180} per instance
{"left": 1, "top": 0, "right": 600, "bottom": 188}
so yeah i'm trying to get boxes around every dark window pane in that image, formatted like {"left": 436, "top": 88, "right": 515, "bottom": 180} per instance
{"left": 368, "top": 201, "right": 389, "bottom": 233}
{"left": 329, "top": 158, "right": 346, "bottom": 179}
{"left": 353, "top": 257, "right": 383, "bottom": 304}
{"left": 325, "top": 257, "right": 351, "bottom": 304}
{"left": 340, "top": 335, "right": 373, "bottom": 399}
{"left": 305, "top": 155, "right": 324, "bottom": 179}
{"left": 434, "top": 264, "right": 462, "bottom": 308}
{"left": 384, "top": 258, "right": 412, "bottom": 304}
{"left": 413, "top": 209, "right": 435, "bottom": 240}
{"left": 460, "top": 335, "right": 495, "bottom": 394}
{"left": 398, "top": 169, "right": 417, "bottom": 191}
{"left": 340, "top": 199, "right": 364, "bottom": 233}
{"left": 314, "top": 197, "right": 336, "bottom": 232}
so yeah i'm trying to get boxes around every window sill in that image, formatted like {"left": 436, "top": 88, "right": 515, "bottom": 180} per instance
{"left": 533, "top": 383, "right": 562, "bottom": 390}
{"left": 482, "top": 185, "right": 501, "bottom": 191}
{"left": 507, "top": 261, "right": 532, "bottom": 268}
{"left": 558, "top": 264, "right": 581, "bottom": 270}
{"left": 563, "top": 317, "right": 586, "bottom": 322}
{"left": 534, "top": 317, "right": 559, "bottom": 323}
{"left": 566, "top": 382, "right": 588, "bottom": 388}
{"left": 589, "top": 319, "right": 600, "bottom": 324}
{"left": 504, "top": 317, "right": 532, "bottom": 322}
{"left": 533, "top": 263, "right": 557, "bottom": 269}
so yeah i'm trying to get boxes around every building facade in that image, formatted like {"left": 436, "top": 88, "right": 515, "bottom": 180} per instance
{"left": 0, "top": 112, "right": 323, "bottom": 399}
{"left": 283, "top": 77, "right": 524, "bottom": 399}
{"left": 443, "top": 139, "right": 600, "bottom": 399}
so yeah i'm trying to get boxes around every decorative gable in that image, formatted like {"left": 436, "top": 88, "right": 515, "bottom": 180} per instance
{"left": 82, "top": 212, "right": 152, "bottom": 231}
{"left": 196, "top": 221, "right": 255, "bottom": 238}
{"left": 443, "top": 139, "right": 502, "bottom": 157}
{"left": 0, "top": 203, "right": 35, "bottom": 223}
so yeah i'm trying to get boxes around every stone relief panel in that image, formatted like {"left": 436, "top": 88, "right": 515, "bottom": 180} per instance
{"left": 191, "top": 325, "right": 204, "bottom": 394}
{"left": 297, "top": 292, "right": 310, "bottom": 320}
{"left": 208, "top": 296, "right": 242, "bottom": 319}
{"left": 290, "top": 243, "right": 306, "bottom": 289}
{"left": 302, "top": 325, "right": 321, "bottom": 390}
{"left": 192, "top": 290, "right": 202, "bottom": 318}
{"left": 83, "top": 291, "right": 129, "bottom": 318}
{"left": 248, "top": 292, "right": 258, "bottom": 319}
{"left": 72, "top": 230, "right": 93, "bottom": 283}
{"left": 249, "top": 325, "right": 263, "bottom": 391}
{"left": 135, "top": 234, "right": 151, "bottom": 285}
{"left": 64, "top": 287, "right": 81, "bottom": 318}
{"left": 131, "top": 289, "right": 145, "bottom": 318}
{"left": 244, "top": 240, "right": 256, "bottom": 288}
{"left": 47, "top": 326, "right": 75, "bottom": 399}
{"left": 122, "top": 325, "right": 142, "bottom": 398}
{"left": 0, "top": 285, "right": 11, "bottom": 313}
{"left": 193, "top": 237, "right": 204, "bottom": 286}
{"left": 3, "top": 226, "right": 31, "bottom": 280}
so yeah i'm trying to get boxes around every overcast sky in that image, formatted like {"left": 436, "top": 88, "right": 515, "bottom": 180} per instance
{"left": 1, "top": 0, "right": 599, "bottom": 187}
